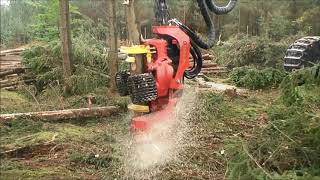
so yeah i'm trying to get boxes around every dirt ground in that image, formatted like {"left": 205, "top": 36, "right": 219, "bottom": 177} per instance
{"left": 0, "top": 86, "right": 278, "bottom": 180}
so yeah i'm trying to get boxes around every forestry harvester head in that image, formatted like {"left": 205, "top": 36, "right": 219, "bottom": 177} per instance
{"left": 115, "top": 0, "right": 237, "bottom": 143}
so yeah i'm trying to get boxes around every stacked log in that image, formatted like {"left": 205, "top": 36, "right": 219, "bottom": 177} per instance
{"left": 189, "top": 53, "right": 229, "bottom": 75}
{"left": 0, "top": 48, "right": 29, "bottom": 90}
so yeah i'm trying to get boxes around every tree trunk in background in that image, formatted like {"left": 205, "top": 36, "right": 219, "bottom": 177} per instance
{"left": 107, "top": 0, "right": 118, "bottom": 92}
{"left": 289, "top": 0, "right": 298, "bottom": 34}
{"left": 126, "top": 0, "right": 140, "bottom": 45}
{"left": 126, "top": 0, "right": 144, "bottom": 74}
{"left": 59, "top": 0, "right": 73, "bottom": 94}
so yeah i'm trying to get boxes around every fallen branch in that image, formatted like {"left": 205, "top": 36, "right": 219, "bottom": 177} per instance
{"left": 0, "top": 142, "right": 56, "bottom": 159}
{"left": 0, "top": 106, "right": 120, "bottom": 122}
{"left": 0, "top": 134, "right": 58, "bottom": 159}
{"left": 242, "top": 144, "right": 273, "bottom": 179}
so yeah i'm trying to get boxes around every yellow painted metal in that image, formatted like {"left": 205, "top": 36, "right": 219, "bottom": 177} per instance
{"left": 146, "top": 53, "right": 152, "bottom": 63}
{"left": 125, "top": 56, "right": 136, "bottom": 63}
{"left": 120, "top": 45, "right": 151, "bottom": 54}
{"left": 120, "top": 45, "right": 154, "bottom": 63}
{"left": 128, "top": 103, "right": 150, "bottom": 113}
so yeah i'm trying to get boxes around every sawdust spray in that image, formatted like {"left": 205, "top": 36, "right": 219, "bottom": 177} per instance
{"left": 118, "top": 88, "right": 198, "bottom": 179}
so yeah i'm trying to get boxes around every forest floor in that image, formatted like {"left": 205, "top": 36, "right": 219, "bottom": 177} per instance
{"left": 0, "top": 79, "right": 279, "bottom": 180}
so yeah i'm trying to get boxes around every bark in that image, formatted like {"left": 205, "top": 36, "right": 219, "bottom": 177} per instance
{"left": 0, "top": 106, "right": 120, "bottom": 122}
{"left": 202, "top": 63, "right": 218, "bottom": 68}
{"left": 0, "top": 79, "right": 35, "bottom": 88}
{"left": 0, "top": 68, "right": 25, "bottom": 78}
{"left": 0, "top": 48, "right": 25, "bottom": 56}
{"left": 126, "top": 0, "right": 140, "bottom": 45}
{"left": 59, "top": 0, "right": 73, "bottom": 94}
{"left": 196, "top": 78, "right": 249, "bottom": 97}
{"left": 0, "top": 55, "right": 23, "bottom": 61}
{"left": 125, "top": 0, "right": 144, "bottom": 74}
{"left": 107, "top": 0, "right": 119, "bottom": 92}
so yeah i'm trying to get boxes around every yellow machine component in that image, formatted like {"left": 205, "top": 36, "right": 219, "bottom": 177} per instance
{"left": 125, "top": 56, "right": 136, "bottom": 63}
{"left": 120, "top": 45, "right": 155, "bottom": 63}
{"left": 128, "top": 103, "right": 150, "bottom": 113}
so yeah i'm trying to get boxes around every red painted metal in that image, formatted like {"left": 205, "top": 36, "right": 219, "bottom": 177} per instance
{"left": 151, "top": 26, "right": 191, "bottom": 89}
{"left": 131, "top": 26, "right": 190, "bottom": 140}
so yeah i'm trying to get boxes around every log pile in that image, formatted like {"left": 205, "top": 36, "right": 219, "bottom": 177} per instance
{"left": 0, "top": 48, "right": 29, "bottom": 90}
{"left": 189, "top": 53, "right": 229, "bottom": 75}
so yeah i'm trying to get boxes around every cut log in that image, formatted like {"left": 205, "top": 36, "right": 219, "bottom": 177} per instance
{"left": 6, "top": 52, "right": 23, "bottom": 56}
{"left": 196, "top": 78, "right": 249, "bottom": 97}
{"left": 0, "top": 81, "right": 19, "bottom": 88}
{"left": 0, "top": 66, "right": 24, "bottom": 72}
{"left": 0, "top": 62, "right": 21, "bottom": 65}
{"left": 5, "top": 74, "right": 19, "bottom": 80}
{"left": 201, "top": 70, "right": 229, "bottom": 74}
{"left": 0, "top": 55, "right": 23, "bottom": 61}
{"left": 202, "top": 67, "right": 227, "bottom": 71}
{"left": 0, "top": 48, "right": 25, "bottom": 55}
{"left": 0, "top": 79, "right": 34, "bottom": 88}
{"left": 203, "top": 60, "right": 214, "bottom": 64}
{"left": 0, "top": 68, "right": 25, "bottom": 78}
{"left": 3, "top": 86, "right": 18, "bottom": 91}
{"left": 189, "top": 55, "right": 214, "bottom": 61}
{"left": 202, "top": 63, "right": 218, "bottom": 68}
{"left": 0, "top": 106, "right": 120, "bottom": 122}
{"left": 202, "top": 55, "right": 214, "bottom": 60}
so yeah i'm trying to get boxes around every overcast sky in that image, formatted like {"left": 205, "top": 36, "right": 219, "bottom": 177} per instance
{"left": 0, "top": 0, "right": 10, "bottom": 6}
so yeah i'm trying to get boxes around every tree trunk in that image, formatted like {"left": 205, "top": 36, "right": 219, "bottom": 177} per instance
{"left": 126, "top": 0, "right": 140, "bottom": 45}
{"left": 107, "top": 0, "right": 119, "bottom": 92}
{"left": 0, "top": 106, "right": 120, "bottom": 122}
{"left": 125, "top": 0, "right": 144, "bottom": 74}
{"left": 125, "top": 0, "right": 146, "bottom": 120}
{"left": 59, "top": 0, "right": 73, "bottom": 94}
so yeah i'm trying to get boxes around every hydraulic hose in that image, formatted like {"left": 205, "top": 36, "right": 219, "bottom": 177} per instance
{"left": 188, "top": 0, "right": 215, "bottom": 49}
{"left": 185, "top": 41, "right": 203, "bottom": 79}
{"left": 155, "top": 0, "right": 237, "bottom": 78}
{"left": 205, "top": 0, "right": 238, "bottom": 15}
{"left": 170, "top": 0, "right": 215, "bottom": 50}
{"left": 170, "top": 0, "right": 237, "bottom": 50}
